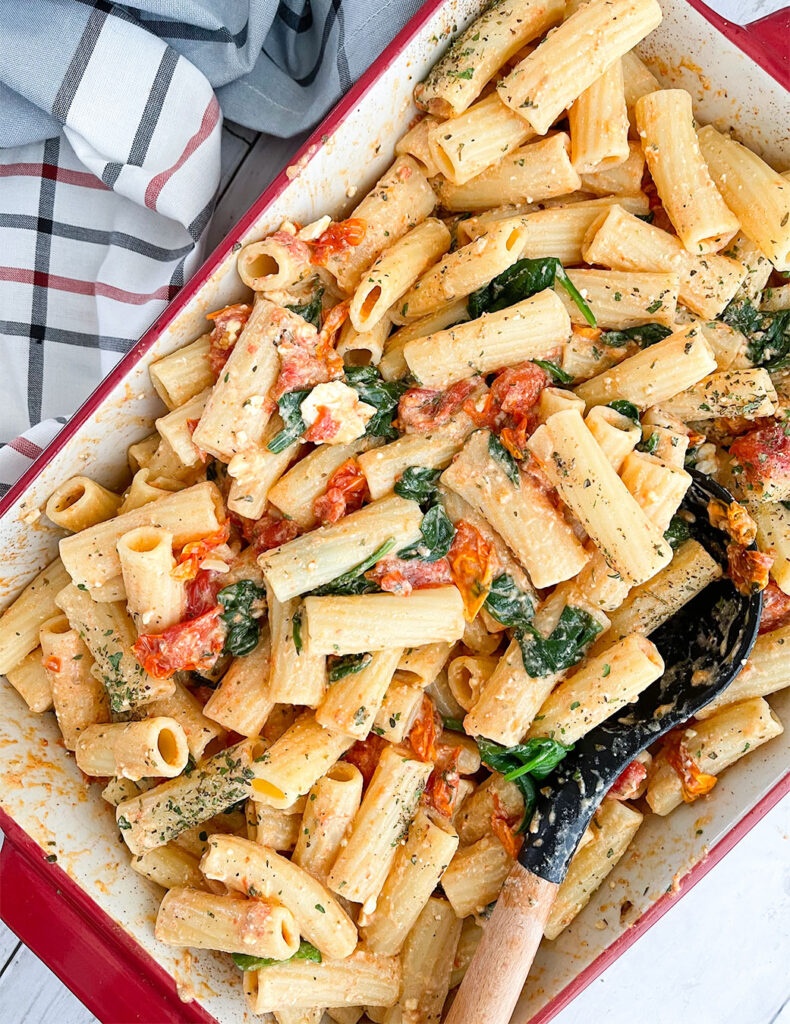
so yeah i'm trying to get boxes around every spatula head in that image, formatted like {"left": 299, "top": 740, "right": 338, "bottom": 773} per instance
{"left": 519, "top": 472, "right": 763, "bottom": 884}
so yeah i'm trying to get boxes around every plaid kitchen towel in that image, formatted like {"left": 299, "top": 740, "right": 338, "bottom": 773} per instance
{"left": 0, "top": 0, "right": 423, "bottom": 492}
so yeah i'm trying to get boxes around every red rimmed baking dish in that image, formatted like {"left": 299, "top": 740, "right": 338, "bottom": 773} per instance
{"left": 1, "top": 2, "right": 788, "bottom": 1021}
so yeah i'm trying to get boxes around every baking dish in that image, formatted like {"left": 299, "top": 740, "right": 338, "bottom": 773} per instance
{"left": 1, "top": 1, "right": 788, "bottom": 1021}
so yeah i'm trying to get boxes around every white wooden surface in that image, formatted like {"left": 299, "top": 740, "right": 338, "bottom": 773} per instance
{"left": 1, "top": 120, "right": 789, "bottom": 1024}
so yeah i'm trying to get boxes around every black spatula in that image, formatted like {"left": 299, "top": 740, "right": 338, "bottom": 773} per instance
{"left": 446, "top": 472, "right": 763, "bottom": 1024}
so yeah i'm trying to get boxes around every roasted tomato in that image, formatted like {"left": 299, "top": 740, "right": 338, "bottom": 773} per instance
{"left": 662, "top": 728, "right": 717, "bottom": 802}
{"left": 707, "top": 498, "right": 757, "bottom": 546}
{"left": 303, "top": 406, "right": 341, "bottom": 443}
{"left": 409, "top": 695, "right": 441, "bottom": 763}
{"left": 206, "top": 303, "right": 252, "bottom": 376}
{"left": 185, "top": 569, "right": 222, "bottom": 618}
{"left": 309, "top": 218, "right": 367, "bottom": 266}
{"left": 729, "top": 420, "right": 790, "bottom": 499}
{"left": 398, "top": 377, "right": 481, "bottom": 432}
{"left": 425, "top": 746, "right": 462, "bottom": 819}
{"left": 448, "top": 520, "right": 497, "bottom": 621}
{"left": 42, "top": 654, "right": 61, "bottom": 674}
{"left": 249, "top": 512, "right": 301, "bottom": 554}
{"left": 133, "top": 606, "right": 226, "bottom": 680}
{"left": 608, "top": 758, "right": 649, "bottom": 801}
{"left": 759, "top": 581, "right": 790, "bottom": 634}
{"left": 366, "top": 555, "right": 453, "bottom": 596}
{"left": 726, "top": 542, "right": 773, "bottom": 596}
{"left": 273, "top": 302, "right": 347, "bottom": 400}
{"left": 491, "top": 791, "right": 524, "bottom": 859}
{"left": 344, "top": 733, "right": 388, "bottom": 787}
{"left": 465, "top": 361, "right": 551, "bottom": 458}
{"left": 172, "top": 523, "right": 231, "bottom": 582}
{"left": 314, "top": 459, "right": 368, "bottom": 525}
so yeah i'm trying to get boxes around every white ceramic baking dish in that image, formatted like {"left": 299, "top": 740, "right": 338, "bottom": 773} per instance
{"left": 1, "top": 2, "right": 788, "bottom": 1021}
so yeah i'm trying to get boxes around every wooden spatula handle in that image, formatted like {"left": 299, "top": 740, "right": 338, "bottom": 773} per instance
{"left": 445, "top": 861, "right": 558, "bottom": 1024}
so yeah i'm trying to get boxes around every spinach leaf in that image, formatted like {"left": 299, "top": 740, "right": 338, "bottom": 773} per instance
{"left": 484, "top": 573, "right": 535, "bottom": 629}
{"left": 599, "top": 323, "right": 672, "bottom": 349}
{"left": 664, "top": 514, "right": 691, "bottom": 550}
{"left": 608, "top": 399, "right": 640, "bottom": 425}
{"left": 286, "top": 287, "right": 324, "bottom": 330}
{"left": 292, "top": 610, "right": 303, "bottom": 654}
{"left": 310, "top": 538, "right": 396, "bottom": 596}
{"left": 267, "top": 389, "right": 311, "bottom": 453}
{"left": 516, "top": 605, "right": 603, "bottom": 678}
{"left": 467, "top": 257, "right": 596, "bottom": 326}
{"left": 345, "top": 365, "right": 411, "bottom": 440}
{"left": 636, "top": 210, "right": 655, "bottom": 224}
{"left": 232, "top": 941, "right": 322, "bottom": 971}
{"left": 721, "top": 298, "right": 790, "bottom": 370}
{"left": 394, "top": 466, "right": 443, "bottom": 508}
{"left": 399, "top": 504, "right": 455, "bottom": 563}
{"left": 637, "top": 430, "right": 659, "bottom": 454}
{"left": 476, "top": 736, "right": 573, "bottom": 829}
{"left": 218, "top": 580, "right": 267, "bottom": 657}
{"left": 533, "top": 359, "right": 573, "bottom": 384}
{"left": 441, "top": 716, "right": 466, "bottom": 733}
{"left": 328, "top": 652, "right": 372, "bottom": 682}
{"left": 488, "top": 432, "right": 520, "bottom": 487}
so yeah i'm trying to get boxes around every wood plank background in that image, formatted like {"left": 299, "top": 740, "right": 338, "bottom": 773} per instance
{"left": 1, "top": 119, "right": 789, "bottom": 1024}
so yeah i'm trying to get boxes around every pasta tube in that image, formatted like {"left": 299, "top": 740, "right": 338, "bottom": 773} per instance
{"left": 251, "top": 712, "right": 353, "bottom": 808}
{"left": 434, "top": 133, "right": 581, "bottom": 213}
{"left": 556, "top": 269, "right": 679, "bottom": 328}
{"left": 324, "top": 156, "right": 436, "bottom": 292}
{"left": 191, "top": 300, "right": 285, "bottom": 461}
{"left": 259, "top": 494, "right": 423, "bottom": 602}
{"left": 697, "top": 625, "right": 790, "bottom": 719}
{"left": 441, "top": 430, "right": 589, "bottom": 589}
{"left": 245, "top": 950, "right": 400, "bottom": 1013}
{"left": 360, "top": 807, "right": 459, "bottom": 955}
{"left": 527, "top": 410, "right": 672, "bottom": 585}
{"left": 390, "top": 896, "right": 461, "bottom": 1023}
{"left": 441, "top": 833, "right": 512, "bottom": 917}
{"left": 75, "top": 718, "right": 189, "bottom": 780}
{"left": 414, "top": 0, "right": 565, "bottom": 118}
{"left": 350, "top": 219, "right": 450, "bottom": 332}
{"left": 525, "top": 634, "right": 664, "bottom": 743}
{"left": 149, "top": 334, "right": 213, "bottom": 410}
{"left": 155, "top": 886, "right": 300, "bottom": 960}
{"left": 316, "top": 647, "right": 403, "bottom": 738}
{"left": 574, "top": 323, "right": 717, "bottom": 410}
{"left": 403, "top": 288, "right": 571, "bottom": 388}
{"left": 39, "top": 614, "right": 108, "bottom": 749}
{"left": 327, "top": 744, "right": 433, "bottom": 907}
{"left": 143, "top": 678, "right": 225, "bottom": 761}
{"left": 753, "top": 503, "right": 790, "bottom": 594}
{"left": 698, "top": 125, "right": 790, "bottom": 271}
{"left": 497, "top": 0, "right": 662, "bottom": 134}
{"left": 55, "top": 584, "right": 173, "bottom": 712}
{"left": 569, "top": 59, "right": 630, "bottom": 174}
{"left": 203, "top": 630, "right": 275, "bottom": 737}
{"left": 45, "top": 476, "right": 121, "bottom": 532}
{"left": 545, "top": 799, "right": 643, "bottom": 939}
{"left": 129, "top": 845, "right": 206, "bottom": 891}
{"left": 646, "top": 698, "right": 783, "bottom": 815}
{"left": 635, "top": 91, "right": 739, "bottom": 253}
{"left": 116, "top": 526, "right": 186, "bottom": 632}
{"left": 660, "top": 369, "right": 777, "bottom": 422}
{"left": 292, "top": 761, "right": 363, "bottom": 883}
{"left": 5, "top": 648, "right": 53, "bottom": 713}
{"left": 582, "top": 204, "right": 747, "bottom": 319}
{"left": 303, "top": 589, "right": 466, "bottom": 656}
{"left": 116, "top": 738, "right": 260, "bottom": 855}
{"left": 200, "top": 834, "right": 357, "bottom": 959}
{"left": 59, "top": 481, "right": 223, "bottom": 592}
{"left": 0, "top": 557, "right": 71, "bottom": 674}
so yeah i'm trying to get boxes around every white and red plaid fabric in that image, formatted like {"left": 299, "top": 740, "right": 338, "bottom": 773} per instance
{"left": 0, "top": 0, "right": 423, "bottom": 497}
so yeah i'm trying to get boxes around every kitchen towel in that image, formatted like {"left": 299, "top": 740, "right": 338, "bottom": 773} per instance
{"left": 0, "top": 0, "right": 422, "bottom": 486}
